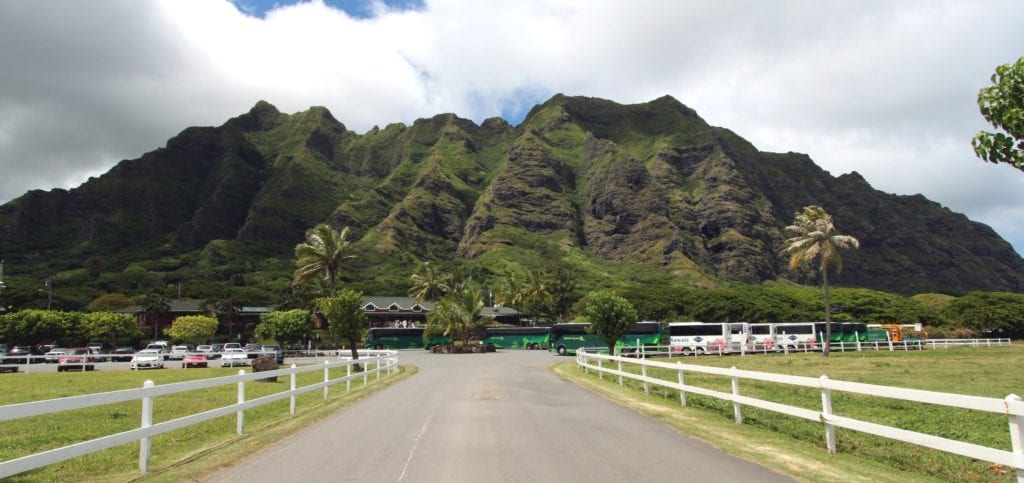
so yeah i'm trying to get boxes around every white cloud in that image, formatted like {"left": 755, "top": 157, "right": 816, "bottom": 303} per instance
{"left": 0, "top": 0, "right": 1022, "bottom": 253}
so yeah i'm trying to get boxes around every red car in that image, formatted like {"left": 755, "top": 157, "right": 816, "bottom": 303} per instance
{"left": 57, "top": 348, "right": 95, "bottom": 372}
{"left": 182, "top": 353, "right": 208, "bottom": 368}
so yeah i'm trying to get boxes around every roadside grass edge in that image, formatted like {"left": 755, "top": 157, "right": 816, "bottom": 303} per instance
{"left": 551, "top": 361, "right": 939, "bottom": 483}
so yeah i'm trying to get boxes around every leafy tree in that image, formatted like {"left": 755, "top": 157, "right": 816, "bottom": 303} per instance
{"left": 80, "top": 312, "right": 140, "bottom": 348}
{"left": 941, "top": 291, "right": 1024, "bottom": 336}
{"left": 316, "top": 289, "right": 368, "bottom": 366}
{"left": 973, "top": 56, "right": 1024, "bottom": 170}
{"left": 408, "top": 261, "right": 448, "bottom": 303}
{"left": 911, "top": 293, "right": 956, "bottom": 327}
{"left": 85, "top": 293, "right": 134, "bottom": 312}
{"left": 425, "top": 289, "right": 484, "bottom": 347}
{"left": 164, "top": 315, "right": 218, "bottom": 344}
{"left": 584, "top": 290, "right": 638, "bottom": 355}
{"left": 443, "top": 267, "right": 471, "bottom": 296}
{"left": 0, "top": 309, "right": 79, "bottom": 345}
{"left": 84, "top": 256, "right": 105, "bottom": 279}
{"left": 783, "top": 205, "right": 860, "bottom": 356}
{"left": 256, "top": 309, "right": 312, "bottom": 347}
{"left": 141, "top": 292, "right": 170, "bottom": 341}
{"left": 294, "top": 224, "right": 353, "bottom": 294}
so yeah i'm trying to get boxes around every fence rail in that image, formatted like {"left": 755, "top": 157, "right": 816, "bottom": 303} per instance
{"left": 0, "top": 350, "right": 399, "bottom": 479}
{"left": 575, "top": 349, "right": 1024, "bottom": 481}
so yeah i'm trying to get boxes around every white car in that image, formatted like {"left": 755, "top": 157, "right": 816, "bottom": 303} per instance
{"left": 167, "top": 345, "right": 190, "bottom": 360}
{"left": 130, "top": 349, "right": 165, "bottom": 370}
{"left": 221, "top": 348, "right": 249, "bottom": 367}
{"left": 44, "top": 348, "right": 67, "bottom": 363}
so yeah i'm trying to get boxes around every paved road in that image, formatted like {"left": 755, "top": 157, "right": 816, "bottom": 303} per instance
{"left": 204, "top": 350, "right": 794, "bottom": 482}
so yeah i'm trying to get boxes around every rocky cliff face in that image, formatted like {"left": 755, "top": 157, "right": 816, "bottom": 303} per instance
{"left": 2, "top": 95, "right": 1022, "bottom": 295}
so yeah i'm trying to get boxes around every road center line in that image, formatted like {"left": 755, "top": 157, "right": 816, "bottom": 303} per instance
{"left": 398, "top": 414, "right": 433, "bottom": 482}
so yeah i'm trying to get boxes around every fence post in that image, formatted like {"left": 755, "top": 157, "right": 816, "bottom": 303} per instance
{"left": 597, "top": 359, "right": 603, "bottom": 380}
{"left": 641, "top": 362, "right": 649, "bottom": 395}
{"left": 676, "top": 362, "right": 686, "bottom": 407}
{"left": 363, "top": 359, "right": 368, "bottom": 386}
{"left": 820, "top": 375, "right": 837, "bottom": 454}
{"left": 138, "top": 380, "right": 154, "bottom": 473}
{"left": 855, "top": 332, "right": 862, "bottom": 352}
{"left": 236, "top": 370, "right": 246, "bottom": 434}
{"left": 323, "top": 360, "right": 330, "bottom": 400}
{"left": 376, "top": 357, "right": 381, "bottom": 381}
{"left": 346, "top": 363, "right": 352, "bottom": 393}
{"left": 1006, "top": 394, "right": 1023, "bottom": 482}
{"left": 731, "top": 366, "right": 742, "bottom": 424}
{"left": 617, "top": 359, "right": 623, "bottom": 387}
{"left": 289, "top": 364, "right": 297, "bottom": 415}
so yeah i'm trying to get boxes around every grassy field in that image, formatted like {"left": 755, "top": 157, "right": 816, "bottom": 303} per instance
{"left": 556, "top": 345, "right": 1024, "bottom": 482}
{"left": 0, "top": 363, "right": 416, "bottom": 482}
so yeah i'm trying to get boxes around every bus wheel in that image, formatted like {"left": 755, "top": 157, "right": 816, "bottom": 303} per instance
{"left": 557, "top": 346, "right": 567, "bottom": 356}
{"left": 681, "top": 347, "right": 693, "bottom": 356}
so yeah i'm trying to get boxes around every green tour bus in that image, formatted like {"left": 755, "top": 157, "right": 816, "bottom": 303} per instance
{"left": 840, "top": 323, "right": 869, "bottom": 343}
{"left": 549, "top": 323, "right": 604, "bottom": 356}
{"left": 618, "top": 321, "right": 666, "bottom": 355}
{"left": 482, "top": 327, "right": 551, "bottom": 350}
{"left": 366, "top": 327, "right": 451, "bottom": 350}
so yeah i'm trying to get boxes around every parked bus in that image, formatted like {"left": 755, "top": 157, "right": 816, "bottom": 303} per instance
{"left": 618, "top": 321, "right": 667, "bottom": 355}
{"left": 668, "top": 322, "right": 749, "bottom": 355}
{"left": 365, "top": 327, "right": 451, "bottom": 350}
{"left": 749, "top": 323, "right": 775, "bottom": 350}
{"left": 840, "top": 323, "right": 869, "bottom": 343}
{"left": 549, "top": 324, "right": 604, "bottom": 356}
{"left": 482, "top": 327, "right": 550, "bottom": 350}
{"left": 814, "top": 323, "right": 845, "bottom": 344}
{"left": 773, "top": 322, "right": 818, "bottom": 350}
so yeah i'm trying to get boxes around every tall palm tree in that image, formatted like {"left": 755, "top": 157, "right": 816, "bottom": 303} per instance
{"left": 408, "top": 261, "right": 449, "bottom": 303}
{"left": 548, "top": 266, "right": 578, "bottom": 321}
{"left": 294, "top": 224, "right": 354, "bottom": 294}
{"left": 141, "top": 292, "right": 170, "bottom": 340}
{"left": 783, "top": 205, "right": 860, "bottom": 356}
{"left": 204, "top": 297, "right": 239, "bottom": 340}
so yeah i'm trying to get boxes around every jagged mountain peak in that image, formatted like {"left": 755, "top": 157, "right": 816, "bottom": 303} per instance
{"left": 1, "top": 95, "right": 1022, "bottom": 301}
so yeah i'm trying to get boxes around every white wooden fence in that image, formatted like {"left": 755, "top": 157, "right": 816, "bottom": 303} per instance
{"left": 0, "top": 350, "right": 399, "bottom": 479}
{"left": 576, "top": 349, "right": 1024, "bottom": 482}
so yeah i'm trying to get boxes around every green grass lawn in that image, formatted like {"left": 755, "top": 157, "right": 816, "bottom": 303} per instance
{"left": 569, "top": 345, "right": 1024, "bottom": 482}
{"left": 0, "top": 363, "right": 414, "bottom": 482}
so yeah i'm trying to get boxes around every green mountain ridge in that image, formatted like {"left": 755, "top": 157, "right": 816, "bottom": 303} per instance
{"left": 1, "top": 94, "right": 1022, "bottom": 308}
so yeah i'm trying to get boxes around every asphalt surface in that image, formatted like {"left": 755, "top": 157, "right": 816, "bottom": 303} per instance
{"left": 204, "top": 350, "right": 794, "bottom": 483}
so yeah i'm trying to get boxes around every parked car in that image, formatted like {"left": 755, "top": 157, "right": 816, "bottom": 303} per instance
{"left": 260, "top": 345, "right": 284, "bottom": 364}
{"left": 168, "top": 345, "right": 191, "bottom": 360}
{"left": 111, "top": 347, "right": 135, "bottom": 362}
{"left": 144, "top": 343, "right": 169, "bottom": 360}
{"left": 3, "top": 346, "right": 34, "bottom": 364}
{"left": 57, "top": 348, "right": 95, "bottom": 372}
{"left": 223, "top": 342, "right": 241, "bottom": 351}
{"left": 182, "top": 353, "right": 208, "bottom": 368}
{"left": 45, "top": 348, "right": 67, "bottom": 363}
{"left": 130, "top": 350, "right": 164, "bottom": 370}
{"left": 221, "top": 348, "right": 249, "bottom": 367}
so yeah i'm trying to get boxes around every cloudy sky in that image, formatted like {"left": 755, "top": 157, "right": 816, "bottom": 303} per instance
{"left": 2, "top": 0, "right": 1023, "bottom": 253}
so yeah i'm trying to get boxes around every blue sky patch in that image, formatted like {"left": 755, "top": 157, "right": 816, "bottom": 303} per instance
{"left": 232, "top": 0, "right": 424, "bottom": 19}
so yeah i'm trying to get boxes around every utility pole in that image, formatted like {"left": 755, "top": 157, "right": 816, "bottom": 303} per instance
{"left": 44, "top": 280, "right": 52, "bottom": 310}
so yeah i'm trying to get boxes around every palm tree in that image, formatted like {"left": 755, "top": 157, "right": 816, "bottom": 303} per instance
{"left": 425, "top": 290, "right": 484, "bottom": 347}
{"left": 141, "top": 292, "right": 171, "bottom": 340}
{"left": 408, "top": 261, "right": 449, "bottom": 303}
{"left": 294, "top": 224, "right": 354, "bottom": 294}
{"left": 783, "top": 205, "right": 860, "bottom": 356}
{"left": 548, "top": 266, "right": 577, "bottom": 321}
{"left": 204, "top": 297, "right": 239, "bottom": 340}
